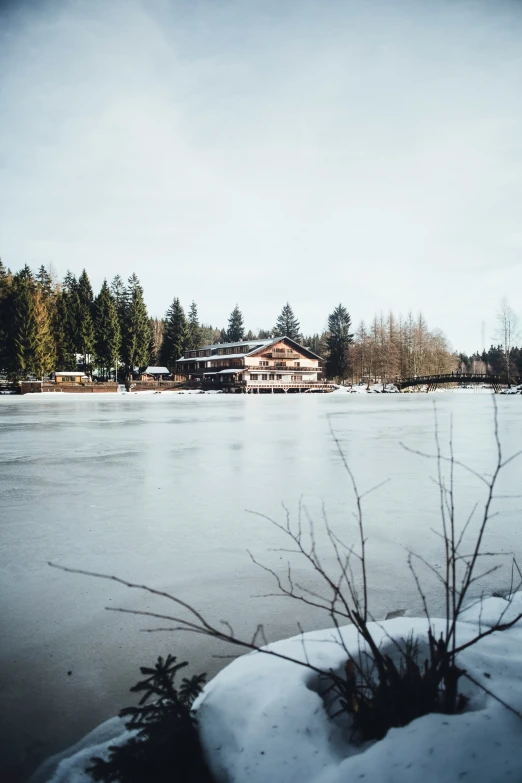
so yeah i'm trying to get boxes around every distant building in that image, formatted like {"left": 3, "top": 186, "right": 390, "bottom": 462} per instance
{"left": 54, "top": 372, "right": 89, "bottom": 384}
{"left": 141, "top": 366, "right": 170, "bottom": 380}
{"left": 176, "top": 337, "right": 326, "bottom": 391}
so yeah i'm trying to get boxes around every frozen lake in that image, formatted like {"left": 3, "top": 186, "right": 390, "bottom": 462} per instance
{"left": 0, "top": 391, "right": 520, "bottom": 780}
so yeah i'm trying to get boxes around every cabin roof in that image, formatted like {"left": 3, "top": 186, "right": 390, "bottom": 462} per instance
{"left": 54, "top": 371, "right": 87, "bottom": 376}
{"left": 144, "top": 366, "right": 169, "bottom": 374}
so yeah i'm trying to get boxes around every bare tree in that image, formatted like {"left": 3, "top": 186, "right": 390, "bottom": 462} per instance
{"left": 495, "top": 298, "right": 520, "bottom": 385}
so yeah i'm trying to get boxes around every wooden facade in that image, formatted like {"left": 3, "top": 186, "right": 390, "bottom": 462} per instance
{"left": 176, "top": 337, "right": 334, "bottom": 392}
{"left": 55, "top": 372, "right": 89, "bottom": 383}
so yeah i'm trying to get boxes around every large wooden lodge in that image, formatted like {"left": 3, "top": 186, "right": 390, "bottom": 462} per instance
{"left": 176, "top": 337, "right": 335, "bottom": 392}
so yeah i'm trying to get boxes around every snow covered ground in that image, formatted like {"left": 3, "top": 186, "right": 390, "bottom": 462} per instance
{"left": 32, "top": 594, "right": 522, "bottom": 783}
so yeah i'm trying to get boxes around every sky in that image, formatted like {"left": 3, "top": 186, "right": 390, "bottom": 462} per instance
{"left": 1, "top": 0, "right": 521, "bottom": 352}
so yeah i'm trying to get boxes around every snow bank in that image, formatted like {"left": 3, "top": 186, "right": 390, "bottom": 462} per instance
{"left": 31, "top": 596, "right": 522, "bottom": 783}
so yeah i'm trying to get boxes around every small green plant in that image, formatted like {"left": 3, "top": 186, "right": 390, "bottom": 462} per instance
{"left": 88, "top": 655, "right": 213, "bottom": 783}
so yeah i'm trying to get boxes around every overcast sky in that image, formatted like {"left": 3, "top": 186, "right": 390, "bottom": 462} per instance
{"left": 1, "top": 0, "right": 521, "bottom": 351}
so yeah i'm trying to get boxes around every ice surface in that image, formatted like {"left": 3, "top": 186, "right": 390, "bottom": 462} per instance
{"left": 1, "top": 392, "right": 520, "bottom": 778}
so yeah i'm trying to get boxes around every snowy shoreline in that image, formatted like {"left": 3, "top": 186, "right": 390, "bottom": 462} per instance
{"left": 31, "top": 593, "right": 522, "bottom": 783}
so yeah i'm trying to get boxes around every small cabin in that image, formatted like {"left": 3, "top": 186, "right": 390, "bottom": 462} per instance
{"left": 54, "top": 372, "right": 89, "bottom": 384}
{"left": 141, "top": 366, "right": 170, "bottom": 380}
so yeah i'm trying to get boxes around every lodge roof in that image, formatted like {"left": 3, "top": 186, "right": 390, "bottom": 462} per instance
{"left": 200, "top": 338, "right": 275, "bottom": 351}
{"left": 178, "top": 336, "right": 322, "bottom": 362}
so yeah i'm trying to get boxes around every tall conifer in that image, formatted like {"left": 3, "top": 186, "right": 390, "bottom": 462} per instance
{"left": 76, "top": 270, "right": 95, "bottom": 369}
{"left": 274, "top": 303, "right": 301, "bottom": 341}
{"left": 160, "top": 298, "right": 188, "bottom": 369}
{"left": 325, "top": 304, "right": 353, "bottom": 382}
{"left": 187, "top": 301, "right": 202, "bottom": 351}
{"left": 0, "top": 259, "right": 11, "bottom": 370}
{"left": 53, "top": 291, "right": 77, "bottom": 370}
{"left": 93, "top": 280, "right": 121, "bottom": 379}
{"left": 33, "top": 288, "right": 56, "bottom": 377}
{"left": 10, "top": 267, "right": 38, "bottom": 377}
{"left": 226, "top": 305, "right": 245, "bottom": 342}
{"left": 121, "top": 274, "right": 150, "bottom": 376}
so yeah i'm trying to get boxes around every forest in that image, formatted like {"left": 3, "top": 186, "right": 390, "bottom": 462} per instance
{"left": 0, "top": 260, "right": 519, "bottom": 383}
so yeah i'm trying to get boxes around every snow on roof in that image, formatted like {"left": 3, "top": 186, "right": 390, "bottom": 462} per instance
{"left": 199, "top": 338, "right": 277, "bottom": 351}
{"left": 144, "top": 367, "right": 169, "bottom": 374}
{"left": 54, "top": 371, "right": 87, "bottom": 376}
{"left": 179, "top": 336, "right": 324, "bottom": 363}
{"left": 178, "top": 353, "right": 253, "bottom": 363}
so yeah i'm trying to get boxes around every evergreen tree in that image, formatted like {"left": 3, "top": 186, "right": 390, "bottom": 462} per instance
{"left": 9, "top": 268, "right": 37, "bottom": 377}
{"left": 0, "top": 259, "right": 12, "bottom": 371}
{"left": 226, "top": 304, "right": 244, "bottom": 343}
{"left": 148, "top": 318, "right": 165, "bottom": 366}
{"left": 304, "top": 332, "right": 327, "bottom": 357}
{"left": 53, "top": 291, "right": 77, "bottom": 370}
{"left": 160, "top": 298, "right": 188, "bottom": 370}
{"left": 121, "top": 274, "right": 151, "bottom": 377}
{"left": 35, "top": 265, "right": 54, "bottom": 301}
{"left": 274, "top": 303, "right": 301, "bottom": 341}
{"left": 33, "top": 288, "right": 56, "bottom": 377}
{"left": 325, "top": 304, "right": 354, "bottom": 382}
{"left": 76, "top": 270, "right": 95, "bottom": 370}
{"left": 93, "top": 280, "right": 121, "bottom": 379}
{"left": 199, "top": 325, "right": 219, "bottom": 347}
{"left": 187, "top": 301, "right": 203, "bottom": 351}
{"left": 58, "top": 271, "right": 80, "bottom": 367}
{"left": 111, "top": 274, "right": 127, "bottom": 330}
{"left": 62, "top": 270, "right": 78, "bottom": 294}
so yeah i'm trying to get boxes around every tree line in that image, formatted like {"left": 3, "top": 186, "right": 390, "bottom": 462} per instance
{"left": 2, "top": 260, "right": 517, "bottom": 384}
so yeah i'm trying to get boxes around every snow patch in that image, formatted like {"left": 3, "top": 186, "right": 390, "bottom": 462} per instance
{"left": 31, "top": 597, "right": 522, "bottom": 783}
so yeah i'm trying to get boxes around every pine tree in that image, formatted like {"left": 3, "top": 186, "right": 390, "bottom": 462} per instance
{"left": 0, "top": 259, "right": 12, "bottom": 371}
{"left": 76, "top": 270, "right": 95, "bottom": 370}
{"left": 160, "top": 298, "right": 188, "bottom": 370}
{"left": 325, "top": 304, "right": 354, "bottom": 382}
{"left": 35, "top": 265, "right": 54, "bottom": 301}
{"left": 187, "top": 301, "right": 202, "bottom": 351}
{"left": 93, "top": 280, "right": 121, "bottom": 379}
{"left": 111, "top": 274, "right": 127, "bottom": 330}
{"left": 199, "top": 325, "right": 219, "bottom": 346}
{"left": 33, "top": 288, "right": 56, "bottom": 377}
{"left": 226, "top": 305, "right": 244, "bottom": 343}
{"left": 148, "top": 318, "right": 165, "bottom": 366}
{"left": 58, "top": 271, "right": 80, "bottom": 368}
{"left": 53, "top": 291, "right": 77, "bottom": 371}
{"left": 9, "top": 268, "right": 38, "bottom": 377}
{"left": 121, "top": 274, "right": 151, "bottom": 377}
{"left": 274, "top": 303, "right": 301, "bottom": 341}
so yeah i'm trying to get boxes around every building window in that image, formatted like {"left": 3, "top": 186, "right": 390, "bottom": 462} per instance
{"left": 269, "top": 374, "right": 275, "bottom": 380}
{"left": 276, "top": 374, "right": 282, "bottom": 380}
{"left": 261, "top": 374, "right": 268, "bottom": 381}
{"left": 294, "top": 362, "right": 300, "bottom": 367}
{"left": 259, "top": 360, "right": 268, "bottom": 367}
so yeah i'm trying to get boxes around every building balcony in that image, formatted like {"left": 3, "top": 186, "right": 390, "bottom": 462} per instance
{"left": 265, "top": 351, "right": 301, "bottom": 359}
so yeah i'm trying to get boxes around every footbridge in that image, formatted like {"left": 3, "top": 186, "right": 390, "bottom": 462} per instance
{"left": 397, "top": 373, "right": 518, "bottom": 392}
